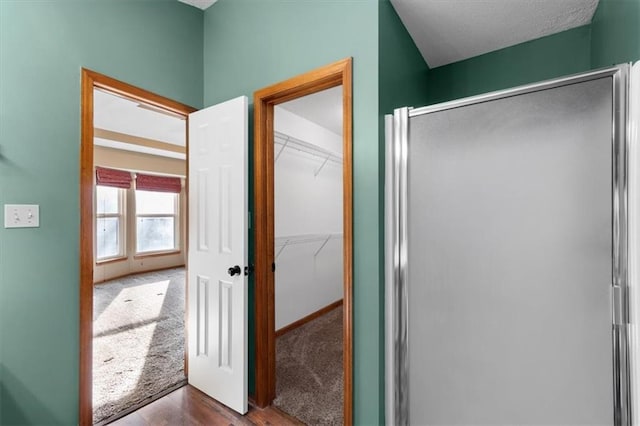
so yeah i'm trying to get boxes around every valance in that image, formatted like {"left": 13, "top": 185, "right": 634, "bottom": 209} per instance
{"left": 136, "top": 173, "right": 182, "bottom": 193}
{"left": 96, "top": 166, "right": 132, "bottom": 189}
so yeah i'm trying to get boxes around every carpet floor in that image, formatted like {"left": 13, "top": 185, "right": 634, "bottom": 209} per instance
{"left": 273, "top": 306, "right": 343, "bottom": 425}
{"left": 93, "top": 267, "right": 186, "bottom": 424}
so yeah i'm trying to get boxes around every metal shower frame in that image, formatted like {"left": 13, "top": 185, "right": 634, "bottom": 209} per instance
{"left": 384, "top": 64, "right": 634, "bottom": 426}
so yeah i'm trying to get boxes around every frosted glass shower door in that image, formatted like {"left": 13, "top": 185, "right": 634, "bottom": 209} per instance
{"left": 399, "top": 76, "right": 620, "bottom": 425}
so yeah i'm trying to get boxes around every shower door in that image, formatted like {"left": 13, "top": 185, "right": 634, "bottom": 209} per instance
{"left": 385, "top": 65, "right": 634, "bottom": 425}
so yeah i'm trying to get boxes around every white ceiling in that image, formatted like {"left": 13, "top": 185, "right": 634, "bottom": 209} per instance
{"left": 93, "top": 89, "right": 186, "bottom": 159}
{"left": 94, "top": 86, "right": 342, "bottom": 160}
{"left": 390, "top": 0, "right": 599, "bottom": 68}
{"left": 178, "top": 0, "right": 217, "bottom": 10}
{"left": 278, "top": 86, "right": 343, "bottom": 136}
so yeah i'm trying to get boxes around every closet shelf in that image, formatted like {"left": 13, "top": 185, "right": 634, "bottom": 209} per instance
{"left": 275, "top": 233, "right": 343, "bottom": 259}
{"left": 274, "top": 131, "right": 342, "bottom": 176}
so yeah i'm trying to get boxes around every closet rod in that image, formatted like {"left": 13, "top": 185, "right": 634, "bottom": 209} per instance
{"left": 274, "top": 131, "right": 343, "bottom": 164}
{"left": 274, "top": 233, "right": 342, "bottom": 259}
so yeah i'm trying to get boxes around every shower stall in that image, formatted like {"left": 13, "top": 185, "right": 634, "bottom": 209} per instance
{"left": 385, "top": 63, "right": 639, "bottom": 425}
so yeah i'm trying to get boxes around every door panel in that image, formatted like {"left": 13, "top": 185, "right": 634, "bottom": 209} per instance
{"left": 407, "top": 78, "right": 614, "bottom": 424}
{"left": 188, "top": 96, "right": 248, "bottom": 414}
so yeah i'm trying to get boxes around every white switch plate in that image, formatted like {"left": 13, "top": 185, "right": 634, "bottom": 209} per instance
{"left": 4, "top": 204, "right": 40, "bottom": 228}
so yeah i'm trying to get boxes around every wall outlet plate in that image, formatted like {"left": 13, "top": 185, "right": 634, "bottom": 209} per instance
{"left": 4, "top": 204, "right": 40, "bottom": 228}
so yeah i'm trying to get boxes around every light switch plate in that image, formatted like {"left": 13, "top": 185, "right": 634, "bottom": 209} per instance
{"left": 4, "top": 204, "right": 40, "bottom": 228}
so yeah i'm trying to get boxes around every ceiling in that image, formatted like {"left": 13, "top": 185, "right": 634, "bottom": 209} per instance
{"left": 93, "top": 89, "right": 186, "bottom": 160}
{"left": 390, "top": 0, "right": 599, "bottom": 68}
{"left": 278, "top": 86, "right": 343, "bottom": 136}
{"left": 94, "top": 86, "right": 342, "bottom": 160}
{"left": 176, "top": 0, "right": 600, "bottom": 70}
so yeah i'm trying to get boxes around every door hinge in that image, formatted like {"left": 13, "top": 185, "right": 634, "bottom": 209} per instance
{"left": 612, "top": 285, "right": 629, "bottom": 325}
{"left": 244, "top": 264, "right": 254, "bottom": 276}
{"left": 272, "top": 262, "right": 276, "bottom": 272}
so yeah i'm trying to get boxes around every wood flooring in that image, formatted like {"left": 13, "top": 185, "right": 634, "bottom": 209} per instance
{"left": 110, "top": 385, "right": 304, "bottom": 426}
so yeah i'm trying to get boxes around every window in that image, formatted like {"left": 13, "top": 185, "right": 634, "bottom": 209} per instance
{"left": 135, "top": 190, "right": 179, "bottom": 254}
{"left": 96, "top": 186, "right": 125, "bottom": 260}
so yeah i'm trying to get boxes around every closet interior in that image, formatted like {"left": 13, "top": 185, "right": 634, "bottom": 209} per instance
{"left": 271, "top": 86, "right": 344, "bottom": 425}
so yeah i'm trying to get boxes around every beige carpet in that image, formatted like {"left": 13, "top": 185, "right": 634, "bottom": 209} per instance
{"left": 273, "top": 306, "right": 343, "bottom": 425}
{"left": 93, "top": 267, "right": 186, "bottom": 424}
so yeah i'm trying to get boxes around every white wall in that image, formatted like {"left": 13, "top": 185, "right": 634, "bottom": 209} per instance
{"left": 93, "top": 146, "right": 187, "bottom": 283}
{"left": 274, "top": 107, "right": 343, "bottom": 329}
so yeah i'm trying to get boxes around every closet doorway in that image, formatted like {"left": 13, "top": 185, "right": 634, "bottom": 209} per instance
{"left": 253, "top": 58, "right": 353, "bottom": 423}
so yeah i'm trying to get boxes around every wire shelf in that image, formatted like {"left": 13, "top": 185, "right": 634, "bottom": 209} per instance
{"left": 274, "top": 131, "right": 342, "bottom": 176}
{"left": 274, "top": 233, "right": 343, "bottom": 258}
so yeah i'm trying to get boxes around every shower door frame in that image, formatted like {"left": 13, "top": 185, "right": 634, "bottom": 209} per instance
{"left": 385, "top": 64, "right": 634, "bottom": 426}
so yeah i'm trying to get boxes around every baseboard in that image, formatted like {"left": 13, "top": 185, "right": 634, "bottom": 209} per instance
{"left": 265, "top": 405, "right": 306, "bottom": 425}
{"left": 276, "top": 299, "right": 343, "bottom": 337}
{"left": 93, "top": 264, "right": 186, "bottom": 285}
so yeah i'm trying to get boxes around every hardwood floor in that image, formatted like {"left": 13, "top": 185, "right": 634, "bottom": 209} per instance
{"left": 110, "top": 385, "right": 304, "bottom": 426}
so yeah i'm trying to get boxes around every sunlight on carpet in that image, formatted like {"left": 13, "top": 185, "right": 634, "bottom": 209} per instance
{"left": 96, "top": 280, "right": 169, "bottom": 324}
{"left": 93, "top": 268, "right": 185, "bottom": 424}
{"left": 95, "top": 280, "right": 168, "bottom": 400}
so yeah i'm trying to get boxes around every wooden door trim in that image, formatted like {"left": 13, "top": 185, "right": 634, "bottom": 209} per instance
{"left": 253, "top": 57, "right": 354, "bottom": 424}
{"left": 79, "top": 69, "right": 196, "bottom": 426}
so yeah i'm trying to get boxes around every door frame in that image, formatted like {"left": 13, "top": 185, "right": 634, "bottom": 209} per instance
{"left": 253, "top": 58, "right": 354, "bottom": 422}
{"left": 79, "top": 69, "right": 196, "bottom": 426}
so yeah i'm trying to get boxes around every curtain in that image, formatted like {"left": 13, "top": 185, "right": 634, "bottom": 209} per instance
{"left": 136, "top": 173, "right": 182, "bottom": 193}
{"left": 95, "top": 166, "right": 132, "bottom": 188}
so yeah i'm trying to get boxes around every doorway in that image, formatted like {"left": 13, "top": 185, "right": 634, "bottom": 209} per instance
{"left": 92, "top": 88, "right": 188, "bottom": 424}
{"left": 253, "top": 58, "right": 353, "bottom": 422}
{"left": 271, "top": 86, "right": 344, "bottom": 423}
{"left": 80, "top": 70, "right": 196, "bottom": 425}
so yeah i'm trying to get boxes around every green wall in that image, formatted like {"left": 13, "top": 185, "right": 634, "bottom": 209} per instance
{"left": 203, "top": 1, "right": 383, "bottom": 423}
{"left": 0, "top": 1, "right": 203, "bottom": 424}
{"left": 379, "top": 0, "right": 430, "bottom": 111}
{"left": 1, "top": 0, "right": 637, "bottom": 424}
{"left": 591, "top": 0, "right": 640, "bottom": 68}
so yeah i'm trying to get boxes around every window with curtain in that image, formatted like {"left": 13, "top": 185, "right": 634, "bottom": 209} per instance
{"left": 96, "top": 185, "right": 126, "bottom": 260}
{"left": 95, "top": 167, "right": 131, "bottom": 261}
{"left": 135, "top": 174, "right": 181, "bottom": 254}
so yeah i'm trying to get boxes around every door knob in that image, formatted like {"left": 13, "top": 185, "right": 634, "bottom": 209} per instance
{"left": 228, "top": 265, "right": 241, "bottom": 277}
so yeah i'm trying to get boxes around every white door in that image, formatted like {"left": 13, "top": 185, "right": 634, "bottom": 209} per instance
{"left": 187, "top": 96, "right": 248, "bottom": 414}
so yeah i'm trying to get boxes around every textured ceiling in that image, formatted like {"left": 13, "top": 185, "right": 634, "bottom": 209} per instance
{"left": 178, "top": 0, "right": 217, "bottom": 10}
{"left": 390, "top": 0, "right": 599, "bottom": 68}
